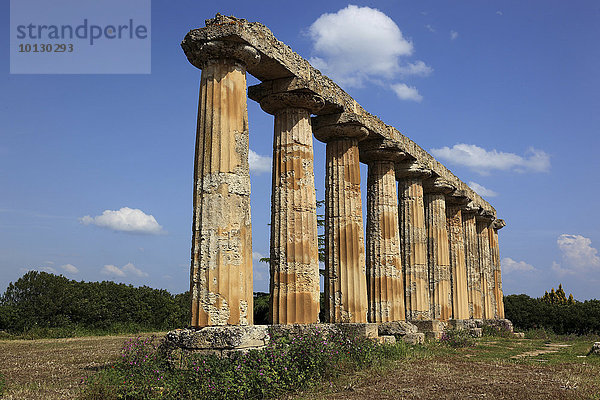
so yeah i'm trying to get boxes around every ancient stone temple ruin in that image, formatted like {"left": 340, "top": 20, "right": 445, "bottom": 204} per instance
{"left": 173, "top": 14, "right": 509, "bottom": 351}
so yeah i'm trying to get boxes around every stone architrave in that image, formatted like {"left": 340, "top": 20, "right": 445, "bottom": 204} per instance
{"left": 445, "top": 195, "right": 470, "bottom": 320}
{"left": 257, "top": 91, "right": 324, "bottom": 324}
{"left": 477, "top": 215, "right": 496, "bottom": 319}
{"left": 462, "top": 208, "right": 483, "bottom": 319}
{"left": 362, "top": 142, "right": 406, "bottom": 323}
{"left": 397, "top": 161, "right": 432, "bottom": 321}
{"left": 185, "top": 40, "right": 260, "bottom": 327}
{"left": 490, "top": 219, "right": 506, "bottom": 319}
{"left": 314, "top": 123, "right": 368, "bottom": 323}
{"left": 423, "top": 178, "right": 454, "bottom": 321}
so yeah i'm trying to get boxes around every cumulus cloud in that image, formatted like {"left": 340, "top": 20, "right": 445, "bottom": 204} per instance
{"left": 61, "top": 264, "right": 79, "bottom": 274}
{"left": 309, "top": 5, "right": 413, "bottom": 86}
{"left": 430, "top": 144, "right": 550, "bottom": 174}
{"left": 425, "top": 24, "right": 435, "bottom": 33}
{"left": 101, "top": 263, "right": 148, "bottom": 278}
{"left": 468, "top": 181, "right": 498, "bottom": 197}
{"left": 496, "top": 11, "right": 503, "bottom": 16}
{"left": 397, "top": 61, "right": 433, "bottom": 77}
{"left": 391, "top": 83, "right": 423, "bottom": 102}
{"left": 308, "top": 5, "right": 431, "bottom": 100}
{"left": 80, "top": 207, "right": 163, "bottom": 234}
{"left": 557, "top": 234, "right": 600, "bottom": 269}
{"left": 252, "top": 251, "right": 266, "bottom": 262}
{"left": 551, "top": 261, "right": 575, "bottom": 277}
{"left": 248, "top": 150, "right": 272, "bottom": 174}
{"left": 450, "top": 30, "right": 459, "bottom": 40}
{"left": 502, "top": 257, "right": 536, "bottom": 273}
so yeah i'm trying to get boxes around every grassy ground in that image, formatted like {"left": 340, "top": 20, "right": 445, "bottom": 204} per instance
{"left": 0, "top": 332, "right": 598, "bottom": 399}
{"left": 0, "top": 333, "right": 161, "bottom": 400}
{"left": 293, "top": 334, "right": 600, "bottom": 400}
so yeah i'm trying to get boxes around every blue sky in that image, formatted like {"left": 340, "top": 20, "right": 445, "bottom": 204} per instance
{"left": 1, "top": 1, "right": 599, "bottom": 300}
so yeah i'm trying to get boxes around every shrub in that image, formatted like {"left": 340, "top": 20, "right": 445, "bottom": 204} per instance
{"left": 482, "top": 324, "right": 513, "bottom": 338}
{"left": 440, "top": 329, "right": 476, "bottom": 348}
{"left": 0, "top": 372, "right": 5, "bottom": 396}
{"left": 82, "top": 325, "right": 411, "bottom": 400}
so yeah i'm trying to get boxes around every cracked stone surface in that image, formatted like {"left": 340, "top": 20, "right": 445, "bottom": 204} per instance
{"left": 477, "top": 218, "right": 497, "bottom": 319}
{"left": 323, "top": 136, "right": 368, "bottom": 323}
{"left": 463, "top": 212, "right": 483, "bottom": 319}
{"left": 398, "top": 175, "right": 431, "bottom": 321}
{"left": 425, "top": 193, "right": 452, "bottom": 321}
{"left": 446, "top": 205, "right": 470, "bottom": 319}
{"left": 188, "top": 42, "right": 255, "bottom": 327}
{"left": 365, "top": 159, "right": 405, "bottom": 323}
{"left": 264, "top": 92, "right": 321, "bottom": 324}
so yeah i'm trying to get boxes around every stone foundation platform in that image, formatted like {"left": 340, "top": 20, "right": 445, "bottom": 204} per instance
{"left": 161, "top": 322, "right": 423, "bottom": 362}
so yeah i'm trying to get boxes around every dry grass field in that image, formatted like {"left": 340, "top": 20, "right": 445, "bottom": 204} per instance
{"left": 0, "top": 333, "right": 160, "bottom": 400}
{"left": 0, "top": 332, "right": 599, "bottom": 399}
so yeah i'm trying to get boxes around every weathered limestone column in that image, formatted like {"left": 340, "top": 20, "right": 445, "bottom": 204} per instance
{"left": 314, "top": 123, "right": 368, "bottom": 323}
{"left": 257, "top": 92, "right": 324, "bottom": 324}
{"left": 361, "top": 142, "right": 405, "bottom": 322}
{"left": 397, "top": 161, "right": 432, "bottom": 321}
{"left": 477, "top": 214, "right": 496, "bottom": 319}
{"left": 445, "top": 194, "right": 470, "bottom": 320}
{"left": 186, "top": 40, "right": 260, "bottom": 327}
{"left": 490, "top": 219, "right": 506, "bottom": 319}
{"left": 423, "top": 178, "right": 454, "bottom": 321}
{"left": 462, "top": 207, "right": 483, "bottom": 319}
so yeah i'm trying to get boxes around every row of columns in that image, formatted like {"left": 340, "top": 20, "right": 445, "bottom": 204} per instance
{"left": 188, "top": 41, "right": 505, "bottom": 327}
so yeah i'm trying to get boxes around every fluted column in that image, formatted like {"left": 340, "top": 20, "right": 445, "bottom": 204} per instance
{"left": 314, "top": 123, "right": 368, "bottom": 323}
{"left": 477, "top": 215, "right": 496, "bottom": 319}
{"left": 258, "top": 92, "right": 324, "bottom": 324}
{"left": 423, "top": 178, "right": 454, "bottom": 321}
{"left": 362, "top": 144, "right": 405, "bottom": 322}
{"left": 446, "top": 198, "right": 470, "bottom": 320}
{"left": 490, "top": 219, "right": 506, "bottom": 319}
{"left": 397, "top": 162, "right": 431, "bottom": 320}
{"left": 186, "top": 41, "right": 260, "bottom": 327}
{"left": 463, "top": 209, "right": 483, "bottom": 319}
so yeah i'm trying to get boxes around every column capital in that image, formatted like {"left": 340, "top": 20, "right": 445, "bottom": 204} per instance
{"left": 395, "top": 160, "right": 432, "bottom": 180}
{"left": 461, "top": 201, "right": 481, "bottom": 214}
{"left": 476, "top": 209, "right": 496, "bottom": 223}
{"left": 493, "top": 219, "right": 506, "bottom": 230}
{"left": 446, "top": 189, "right": 471, "bottom": 206}
{"left": 256, "top": 91, "right": 325, "bottom": 115}
{"left": 183, "top": 39, "right": 260, "bottom": 70}
{"left": 423, "top": 176, "right": 456, "bottom": 194}
{"left": 312, "top": 112, "right": 372, "bottom": 143}
{"left": 359, "top": 138, "right": 406, "bottom": 164}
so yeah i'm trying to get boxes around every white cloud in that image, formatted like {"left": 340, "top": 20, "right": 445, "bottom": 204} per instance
{"left": 425, "top": 24, "right": 435, "bottom": 33}
{"left": 252, "top": 251, "right": 266, "bottom": 262}
{"left": 248, "top": 150, "right": 271, "bottom": 174}
{"left": 308, "top": 5, "right": 414, "bottom": 87}
{"left": 101, "top": 263, "right": 148, "bottom": 278}
{"left": 502, "top": 257, "right": 536, "bottom": 273}
{"left": 80, "top": 207, "right": 163, "bottom": 234}
{"left": 450, "top": 30, "right": 459, "bottom": 40}
{"left": 496, "top": 11, "right": 503, "bottom": 16}
{"left": 430, "top": 143, "right": 550, "bottom": 174}
{"left": 551, "top": 261, "right": 575, "bottom": 277}
{"left": 468, "top": 181, "right": 498, "bottom": 197}
{"left": 60, "top": 264, "right": 79, "bottom": 274}
{"left": 397, "top": 61, "right": 433, "bottom": 77}
{"left": 557, "top": 234, "right": 600, "bottom": 269}
{"left": 101, "top": 264, "right": 125, "bottom": 277}
{"left": 41, "top": 266, "right": 58, "bottom": 274}
{"left": 391, "top": 83, "right": 423, "bottom": 102}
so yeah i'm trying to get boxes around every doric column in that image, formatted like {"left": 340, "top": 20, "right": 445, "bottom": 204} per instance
{"left": 396, "top": 161, "right": 432, "bottom": 321}
{"left": 477, "top": 214, "right": 496, "bottom": 319}
{"left": 490, "top": 219, "right": 506, "bottom": 319}
{"left": 445, "top": 193, "right": 470, "bottom": 320}
{"left": 462, "top": 206, "right": 483, "bottom": 319}
{"left": 257, "top": 92, "right": 324, "bottom": 324}
{"left": 185, "top": 40, "right": 260, "bottom": 327}
{"left": 423, "top": 178, "right": 455, "bottom": 321}
{"left": 314, "top": 122, "right": 368, "bottom": 323}
{"left": 361, "top": 141, "right": 405, "bottom": 322}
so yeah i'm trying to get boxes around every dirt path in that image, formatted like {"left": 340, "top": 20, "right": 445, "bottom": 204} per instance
{"left": 511, "top": 343, "right": 572, "bottom": 359}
